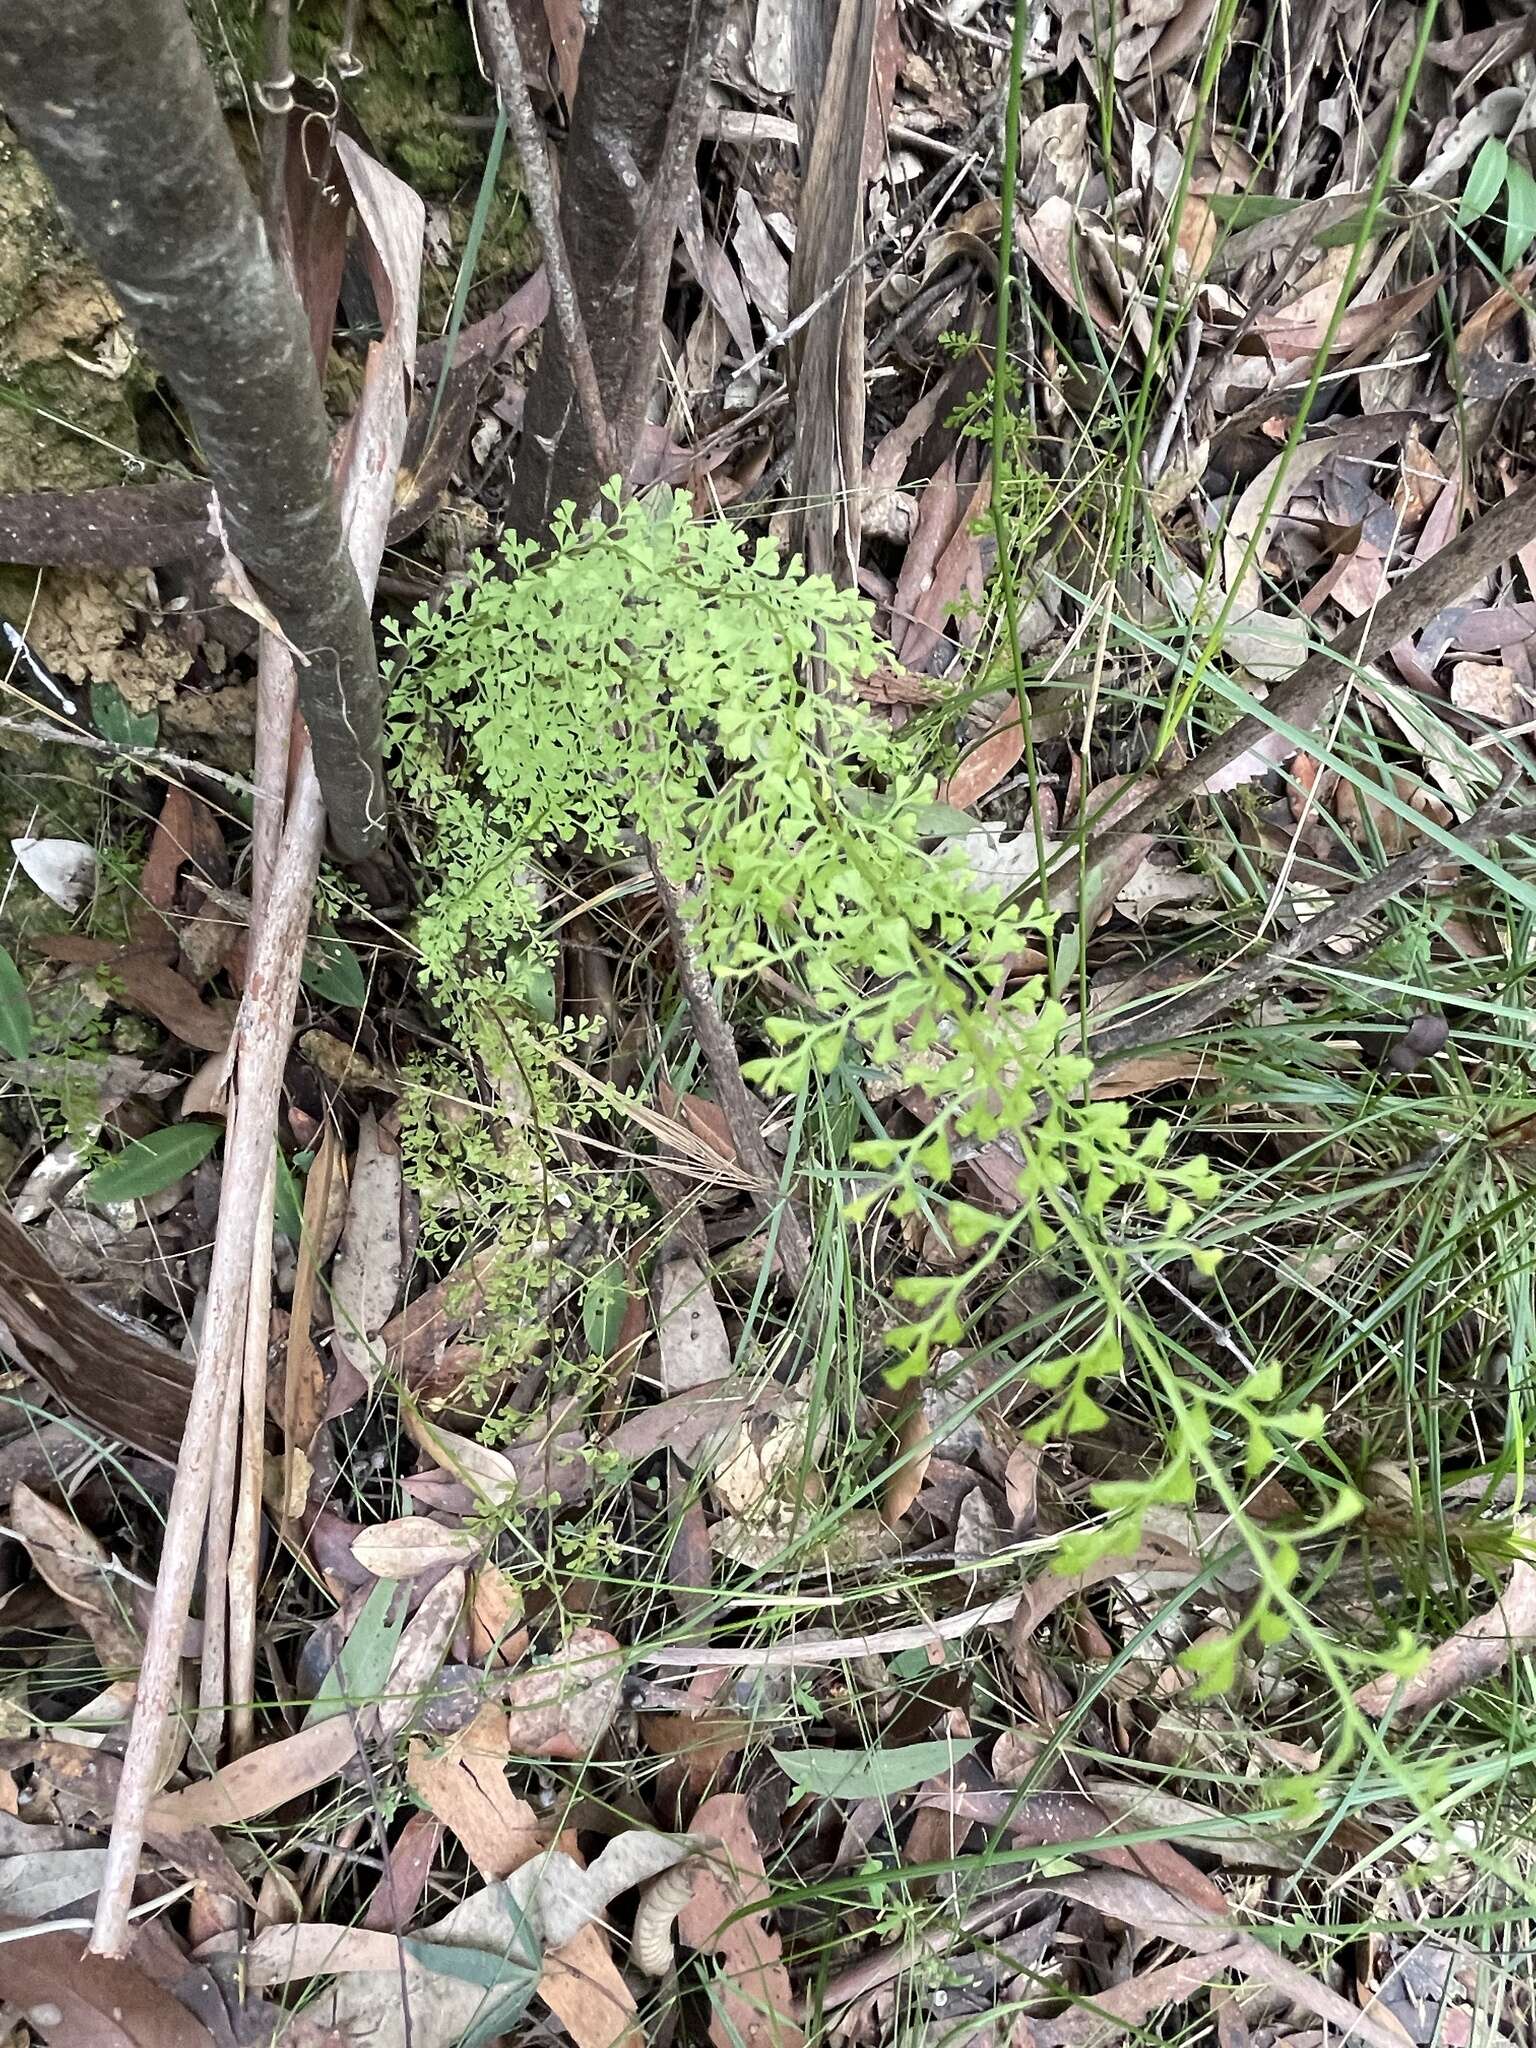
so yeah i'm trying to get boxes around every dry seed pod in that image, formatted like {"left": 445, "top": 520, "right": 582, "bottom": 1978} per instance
{"left": 631, "top": 1861, "right": 698, "bottom": 1976}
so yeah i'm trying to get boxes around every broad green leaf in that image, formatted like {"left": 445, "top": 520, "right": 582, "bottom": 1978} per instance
{"left": 1458, "top": 136, "right": 1509, "bottom": 229}
{"left": 302, "top": 931, "right": 369, "bottom": 1010}
{"left": 772, "top": 1737, "right": 976, "bottom": 1801}
{"left": 90, "top": 682, "right": 159, "bottom": 750}
{"left": 306, "top": 1575, "right": 409, "bottom": 1726}
{"left": 83, "top": 1121, "right": 222, "bottom": 1203}
{"left": 1502, "top": 154, "right": 1536, "bottom": 272}
{"left": 0, "top": 944, "right": 32, "bottom": 1059}
{"left": 274, "top": 1147, "right": 309, "bottom": 1241}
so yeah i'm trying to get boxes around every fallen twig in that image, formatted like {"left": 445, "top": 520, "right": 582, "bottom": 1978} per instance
{"left": 91, "top": 761, "right": 328, "bottom": 1955}
{"left": 1057, "top": 470, "right": 1536, "bottom": 906}
{"left": 1089, "top": 791, "right": 1536, "bottom": 1067}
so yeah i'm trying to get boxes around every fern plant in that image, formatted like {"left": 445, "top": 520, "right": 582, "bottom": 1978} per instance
{"left": 388, "top": 488, "right": 1414, "bottom": 1708}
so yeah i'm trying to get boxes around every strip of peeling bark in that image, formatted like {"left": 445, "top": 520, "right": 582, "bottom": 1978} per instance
{"left": 0, "top": 0, "right": 385, "bottom": 859}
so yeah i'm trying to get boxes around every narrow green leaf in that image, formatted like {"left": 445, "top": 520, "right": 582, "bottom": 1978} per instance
{"left": 1207, "top": 191, "right": 1299, "bottom": 228}
{"left": 404, "top": 1906, "right": 541, "bottom": 2048}
{"left": 306, "top": 1576, "right": 409, "bottom": 1726}
{"left": 302, "top": 931, "right": 369, "bottom": 1010}
{"left": 0, "top": 944, "right": 33, "bottom": 1060}
{"left": 1458, "top": 136, "right": 1509, "bottom": 229}
{"left": 425, "top": 100, "right": 508, "bottom": 449}
{"left": 772, "top": 1737, "right": 976, "bottom": 1801}
{"left": 83, "top": 1122, "right": 222, "bottom": 1203}
{"left": 1502, "top": 154, "right": 1536, "bottom": 272}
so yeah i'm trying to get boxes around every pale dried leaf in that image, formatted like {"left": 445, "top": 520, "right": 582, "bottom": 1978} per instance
{"left": 330, "top": 1109, "right": 403, "bottom": 1386}
{"left": 10, "top": 835, "right": 97, "bottom": 911}
{"left": 657, "top": 1257, "right": 733, "bottom": 1393}
{"left": 351, "top": 1517, "right": 480, "bottom": 1580}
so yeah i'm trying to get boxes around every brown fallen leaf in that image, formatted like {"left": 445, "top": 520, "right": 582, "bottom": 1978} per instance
{"left": 468, "top": 1562, "right": 528, "bottom": 1665}
{"left": 0, "top": 1920, "right": 218, "bottom": 2047}
{"left": 408, "top": 1701, "right": 544, "bottom": 1879}
{"left": 149, "top": 1711, "right": 359, "bottom": 1831}
{"left": 602, "top": 1380, "right": 755, "bottom": 1464}
{"left": 0, "top": 1209, "right": 193, "bottom": 1460}
{"left": 350, "top": 1516, "right": 480, "bottom": 1580}
{"left": 504, "top": 1625, "right": 625, "bottom": 1758}
{"left": 541, "top": 1921, "right": 643, "bottom": 2048}
{"left": 678, "top": 1793, "right": 803, "bottom": 2048}
{"left": 1354, "top": 1561, "right": 1536, "bottom": 1722}
{"left": 1450, "top": 657, "right": 1524, "bottom": 725}
{"left": 9, "top": 1481, "right": 142, "bottom": 1667}
{"left": 937, "top": 695, "right": 1025, "bottom": 810}
{"left": 1038, "top": 1869, "right": 1411, "bottom": 2048}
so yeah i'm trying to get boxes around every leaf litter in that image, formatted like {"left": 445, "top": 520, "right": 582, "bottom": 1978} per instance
{"left": 2, "top": 4, "right": 1536, "bottom": 2047}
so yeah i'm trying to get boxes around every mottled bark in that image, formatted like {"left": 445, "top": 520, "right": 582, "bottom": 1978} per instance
{"left": 505, "top": 0, "right": 726, "bottom": 538}
{"left": 0, "top": 0, "right": 385, "bottom": 857}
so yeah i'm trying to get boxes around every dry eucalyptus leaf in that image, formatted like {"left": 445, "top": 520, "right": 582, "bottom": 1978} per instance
{"left": 656, "top": 1256, "right": 733, "bottom": 1393}
{"left": 9, "top": 1481, "right": 141, "bottom": 1667}
{"left": 350, "top": 1517, "right": 480, "bottom": 1580}
{"left": 375, "top": 1568, "right": 466, "bottom": 1741}
{"left": 330, "top": 1109, "right": 403, "bottom": 1387}
{"left": 504, "top": 1626, "right": 624, "bottom": 1758}
{"left": 678, "top": 1794, "right": 802, "bottom": 2048}
{"left": 1450, "top": 658, "right": 1524, "bottom": 725}
{"left": 712, "top": 1383, "right": 827, "bottom": 1516}
{"left": 408, "top": 1701, "right": 544, "bottom": 1878}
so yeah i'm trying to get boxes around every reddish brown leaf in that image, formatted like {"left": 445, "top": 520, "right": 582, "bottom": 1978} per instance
{"left": 937, "top": 697, "right": 1025, "bottom": 809}
{"left": 678, "top": 1794, "right": 803, "bottom": 2048}
{"left": 408, "top": 1701, "right": 545, "bottom": 1878}
{"left": 504, "top": 1626, "right": 624, "bottom": 1759}
{"left": 0, "top": 1923, "right": 218, "bottom": 2047}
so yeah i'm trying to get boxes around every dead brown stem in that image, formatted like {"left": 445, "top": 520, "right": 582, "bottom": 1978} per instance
{"left": 649, "top": 855, "right": 811, "bottom": 1293}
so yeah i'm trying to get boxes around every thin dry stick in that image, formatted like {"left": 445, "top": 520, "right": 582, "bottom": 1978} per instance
{"left": 476, "top": 0, "right": 616, "bottom": 478}
{"left": 196, "top": 635, "right": 295, "bottom": 1759}
{"left": 228, "top": 1154, "right": 276, "bottom": 1757}
{"left": 649, "top": 856, "right": 811, "bottom": 1292}
{"left": 91, "top": 761, "right": 327, "bottom": 1958}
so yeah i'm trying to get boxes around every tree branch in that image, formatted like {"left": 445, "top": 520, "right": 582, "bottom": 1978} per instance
{"left": 0, "top": 0, "right": 385, "bottom": 859}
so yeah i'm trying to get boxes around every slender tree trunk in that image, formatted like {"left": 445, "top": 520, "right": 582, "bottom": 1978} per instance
{"left": 500, "top": 0, "right": 727, "bottom": 538}
{"left": 0, "top": 0, "right": 385, "bottom": 858}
